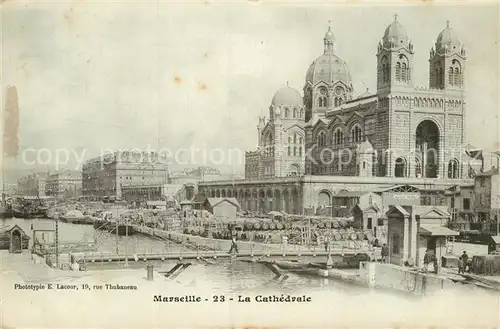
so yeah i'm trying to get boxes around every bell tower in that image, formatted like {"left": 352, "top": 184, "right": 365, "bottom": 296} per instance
{"left": 429, "top": 20, "right": 466, "bottom": 90}
{"left": 377, "top": 14, "right": 415, "bottom": 93}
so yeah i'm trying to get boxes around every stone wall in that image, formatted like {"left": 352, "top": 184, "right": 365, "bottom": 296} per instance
{"left": 359, "top": 262, "right": 471, "bottom": 296}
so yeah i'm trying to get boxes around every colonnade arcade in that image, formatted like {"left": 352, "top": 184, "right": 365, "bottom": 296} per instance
{"left": 198, "top": 185, "right": 302, "bottom": 214}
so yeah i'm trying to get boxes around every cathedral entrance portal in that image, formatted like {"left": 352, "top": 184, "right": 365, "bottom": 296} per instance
{"left": 415, "top": 120, "right": 440, "bottom": 178}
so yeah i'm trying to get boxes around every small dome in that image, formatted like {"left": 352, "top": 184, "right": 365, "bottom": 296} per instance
{"left": 271, "top": 86, "right": 303, "bottom": 106}
{"left": 436, "top": 21, "right": 461, "bottom": 52}
{"left": 306, "top": 54, "right": 352, "bottom": 85}
{"left": 382, "top": 14, "right": 410, "bottom": 48}
{"left": 324, "top": 25, "right": 335, "bottom": 41}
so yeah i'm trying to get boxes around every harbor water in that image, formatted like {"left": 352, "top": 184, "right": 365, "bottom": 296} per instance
{"left": 1, "top": 217, "right": 498, "bottom": 328}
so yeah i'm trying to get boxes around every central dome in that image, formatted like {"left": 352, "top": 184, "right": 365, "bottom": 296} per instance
{"left": 271, "top": 86, "right": 303, "bottom": 106}
{"left": 305, "top": 54, "right": 352, "bottom": 86}
{"left": 305, "top": 24, "right": 352, "bottom": 87}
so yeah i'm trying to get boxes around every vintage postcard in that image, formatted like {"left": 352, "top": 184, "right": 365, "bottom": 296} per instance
{"left": 1, "top": 0, "right": 499, "bottom": 328}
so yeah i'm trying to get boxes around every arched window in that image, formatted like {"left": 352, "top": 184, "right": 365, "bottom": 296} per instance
{"left": 350, "top": 125, "right": 362, "bottom": 143}
{"left": 333, "top": 128, "right": 343, "bottom": 145}
{"left": 450, "top": 60, "right": 462, "bottom": 87}
{"left": 317, "top": 131, "right": 327, "bottom": 147}
{"left": 439, "top": 68, "right": 443, "bottom": 87}
{"left": 288, "top": 133, "right": 303, "bottom": 157}
{"left": 396, "top": 55, "right": 409, "bottom": 83}
{"left": 415, "top": 157, "right": 422, "bottom": 178}
{"left": 285, "top": 109, "right": 289, "bottom": 118}
{"left": 380, "top": 56, "right": 389, "bottom": 83}
{"left": 448, "top": 159, "right": 460, "bottom": 179}
{"left": 265, "top": 133, "right": 273, "bottom": 157}
{"left": 394, "top": 157, "right": 407, "bottom": 177}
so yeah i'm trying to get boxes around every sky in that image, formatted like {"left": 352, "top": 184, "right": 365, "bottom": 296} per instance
{"left": 2, "top": 1, "right": 499, "bottom": 172}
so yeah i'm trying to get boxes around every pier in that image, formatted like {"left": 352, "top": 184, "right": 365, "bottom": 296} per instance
{"left": 70, "top": 249, "right": 366, "bottom": 264}
{"left": 69, "top": 224, "right": 375, "bottom": 267}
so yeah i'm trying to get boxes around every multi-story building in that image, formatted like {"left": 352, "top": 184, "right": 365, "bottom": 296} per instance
{"left": 17, "top": 172, "right": 48, "bottom": 197}
{"left": 82, "top": 151, "right": 168, "bottom": 200}
{"left": 46, "top": 170, "right": 82, "bottom": 199}
{"left": 445, "top": 184, "right": 474, "bottom": 230}
{"left": 474, "top": 167, "right": 500, "bottom": 232}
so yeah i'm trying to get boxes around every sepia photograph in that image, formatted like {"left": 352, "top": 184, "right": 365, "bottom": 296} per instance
{"left": 1, "top": 1, "right": 499, "bottom": 328}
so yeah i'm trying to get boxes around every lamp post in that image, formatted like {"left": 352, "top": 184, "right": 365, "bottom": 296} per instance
{"left": 125, "top": 216, "right": 129, "bottom": 267}
{"left": 496, "top": 196, "right": 500, "bottom": 237}
{"left": 55, "top": 214, "right": 59, "bottom": 268}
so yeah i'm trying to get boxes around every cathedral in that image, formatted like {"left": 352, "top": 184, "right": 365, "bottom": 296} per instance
{"left": 245, "top": 15, "right": 469, "bottom": 181}
{"left": 201, "top": 15, "right": 474, "bottom": 217}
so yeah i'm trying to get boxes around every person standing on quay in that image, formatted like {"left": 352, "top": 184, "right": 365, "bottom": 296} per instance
{"left": 229, "top": 235, "right": 239, "bottom": 254}
{"left": 459, "top": 251, "right": 469, "bottom": 274}
{"left": 381, "top": 244, "right": 389, "bottom": 263}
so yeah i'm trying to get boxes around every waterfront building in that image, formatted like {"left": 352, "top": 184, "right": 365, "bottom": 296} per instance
{"left": 121, "top": 184, "right": 165, "bottom": 202}
{"left": 444, "top": 184, "right": 474, "bottom": 231}
{"left": 201, "top": 197, "right": 241, "bottom": 220}
{"left": 351, "top": 184, "right": 421, "bottom": 242}
{"left": 82, "top": 151, "right": 168, "bottom": 200}
{"left": 17, "top": 172, "right": 48, "bottom": 197}
{"left": 473, "top": 167, "right": 500, "bottom": 233}
{"left": 168, "top": 166, "right": 222, "bottom": 185}
{"left": 385, "top": 205, "right": 458, "bottom": 266}
{"left": 199, "top": 17, "right": 476, "bottom": 220}
{"left": 45, "top": 170, "right": 82, "bottom": 199}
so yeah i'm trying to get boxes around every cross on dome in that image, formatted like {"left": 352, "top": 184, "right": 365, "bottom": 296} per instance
{"left": 324, "top": 20, "right": 335, "bottom": 45}
{"left": 394, "top": 13, "right": 398, "bottom": 21}
{"left": 446, "top": 20, "right": 451, "bottom": 28}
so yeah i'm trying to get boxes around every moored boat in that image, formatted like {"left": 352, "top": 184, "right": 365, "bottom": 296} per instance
{"left": 60, "top": 210, "right": 86, "bottom": 223}
{"left": 0, "top": 203, "right": 13, "bottom": 218}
